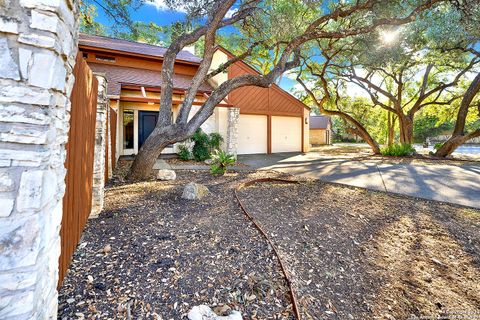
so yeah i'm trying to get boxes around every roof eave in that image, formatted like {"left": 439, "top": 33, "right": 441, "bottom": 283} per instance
{"left": 79, "top": 44, "right": 202, "bottom": 66}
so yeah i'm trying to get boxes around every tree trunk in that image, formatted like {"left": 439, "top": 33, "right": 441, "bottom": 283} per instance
{"left": 356, "top": 128, "right": 381, "bottom": 154}
{"left": 398, "top": 114, "right": 414, "bottom": 144}
{"left": 435, "top": 72, "right": 480, "bottom": 157}
{"left": 434, "top": 136, "right": 466, "bottom": 157}
{"left": 435, "top": 130, "right": 480, "bottom": 157}
{"left": 336, "top": 115, "right": 380, "bottom": 154}
{"left": 387, "top": 113, "right": 396, "bottom": 146}
{"left": 127, "top": 126, "right": 182, "bottom": 181}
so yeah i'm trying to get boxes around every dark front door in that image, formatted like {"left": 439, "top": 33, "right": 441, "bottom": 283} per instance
{"left": 139, "top": 111, "right": 159, "bottom": 148}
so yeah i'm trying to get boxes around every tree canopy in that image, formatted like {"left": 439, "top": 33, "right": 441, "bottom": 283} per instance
{"left": 296, "top": 0, "right": 479, "bottom": 154}
{"left": 78, "top": 0, "right": 480, "bottom": 179}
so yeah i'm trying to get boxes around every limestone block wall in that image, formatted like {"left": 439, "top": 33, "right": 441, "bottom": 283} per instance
{"left": 0, "top": 0, "right": 79, "bottom": 318}
{"left": 107, "top": 106, "right": 113, "bottom": 179}
{"left": 90, "top": 74, "right": 108, "bottom": 218}
{"left": 226, "top": 107, "right": 240, "bottom": 157}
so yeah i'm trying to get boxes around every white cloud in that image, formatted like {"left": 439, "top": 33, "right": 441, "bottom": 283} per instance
{"left": 145, "top": 0, "right": 188, "bottom": 12}
{"left": 145, "top": 1, "right": 238, "bottom": 18}
{"left": 291, "top": 79, "right": 316, "bottom": 93}
{"left": 283, "top": 69, "right": 300, "bottom": 81}
{"left": 225, "top": 8, "right": 238, "bottom": 18}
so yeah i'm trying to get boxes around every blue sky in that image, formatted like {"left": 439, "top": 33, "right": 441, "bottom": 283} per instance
{"left": 92, "top": 1, "right": 298, "bottom": 92}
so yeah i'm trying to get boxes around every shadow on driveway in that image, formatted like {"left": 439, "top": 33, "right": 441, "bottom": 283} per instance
{"left": 238, "top": 152, "right": 480, "bottom": 208}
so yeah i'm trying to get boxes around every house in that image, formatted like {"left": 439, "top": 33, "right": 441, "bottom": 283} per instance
{"left": 309, "top": 115, "right": 332, "bottom": 145}
{"left": 78, "top": 34, "right": 310, "bottom": 158}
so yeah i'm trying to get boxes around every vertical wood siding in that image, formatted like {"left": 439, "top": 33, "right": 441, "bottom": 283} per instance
{"left": 228, "top": 61, "right": 306, "bottom": 116}
{"left": 59, "top": 54, "right": 98, "bottom": 285}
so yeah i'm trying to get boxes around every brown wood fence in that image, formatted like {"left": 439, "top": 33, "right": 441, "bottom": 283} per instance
{"left": 59, "top": 54, "right": 98, "bottom": 285}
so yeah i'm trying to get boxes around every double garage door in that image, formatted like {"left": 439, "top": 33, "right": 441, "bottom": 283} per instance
{"left": 237, "top": 114, "right": 302, "bottom": 154}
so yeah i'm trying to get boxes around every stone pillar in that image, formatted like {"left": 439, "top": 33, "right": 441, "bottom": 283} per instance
{"left": 90, "top": 74, "right": 108, "bottom": 218}
{"left": 0, "top": 0, "right": 79, "bottom": 318}
{"left": 226, "top": 107, "right": 240, "bottom": 158}
{"left": 107, "top": 105, "right": 113, "bottom": 179}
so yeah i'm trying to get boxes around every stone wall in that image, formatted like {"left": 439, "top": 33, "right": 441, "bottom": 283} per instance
{"left": 90, "top": 74, "right": 108, "bottom": 218}
{"left": 107, "top": 105, "right": 113, "bottom": 179}
{"left": 0, "top": 0, "right": 78, "bottom": 318}
{"left": 226, "top": 107, "right": 240, "bottom": 157}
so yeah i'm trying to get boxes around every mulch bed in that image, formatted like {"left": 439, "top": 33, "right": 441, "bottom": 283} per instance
{"left": 238, "top": 181, "right": 480, "bottom": 320}
{"left": 58, "top": 164, "right": 294, "bottom": 319}
{"left": 58, "top": 161, "right": 480, "bottom": 319}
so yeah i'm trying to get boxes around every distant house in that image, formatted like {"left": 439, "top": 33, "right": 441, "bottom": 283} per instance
{"left": 78, "top": 34, "right": 310, "bottom": 157}
{"left": 309, "top": 115, "right": 332, "bottom": 145}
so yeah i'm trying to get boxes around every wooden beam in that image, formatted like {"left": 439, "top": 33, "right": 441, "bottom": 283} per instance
{"left": 120, "top": 84, "right": 211, "bottom": 95}
{"left": 119, "top": 95, "right": 233, "bottom": 107}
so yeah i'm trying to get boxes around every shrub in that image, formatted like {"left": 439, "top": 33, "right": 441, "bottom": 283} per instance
{"left": 190, "top": 129, "right": 225, "bottom": 161}
{"left": 191, "top": 129, "right": 210, "bottom": 161}
{"left": 380, "top": 143, "right": 416, "bottom": 156}
{"left": 434, "top": 142, "right": 443, "bottom": 150}
{"left": 208, "top": 132, "right": 223, "bottom": 152}
{"left": 178, "top": 144, "right": 191, "bottom": 161}
{"left": 210, "top": 150, "right": 236, "bottom": 175}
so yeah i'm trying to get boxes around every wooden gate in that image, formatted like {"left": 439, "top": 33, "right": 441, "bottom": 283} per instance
{"left": 59, "top": 54, "right": 98, "bottom": 284}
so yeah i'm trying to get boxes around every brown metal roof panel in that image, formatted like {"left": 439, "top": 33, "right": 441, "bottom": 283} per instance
{"left": 88, "top": 63, "right": 213, "bottom": 96}
{"left": 310, "top": 115, "right": 331, "bottom": 129}
{"left": 79, "top": 33, "right": 202, "bottom": 64}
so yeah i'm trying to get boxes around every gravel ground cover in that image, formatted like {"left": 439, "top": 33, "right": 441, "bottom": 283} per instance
{"left": 58, "top": 161, "right": 480, "bottom": 319}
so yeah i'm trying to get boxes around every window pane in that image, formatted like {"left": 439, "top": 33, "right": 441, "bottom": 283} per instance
{"left": 123, "top": 110, "right": 134, "bottom": 149}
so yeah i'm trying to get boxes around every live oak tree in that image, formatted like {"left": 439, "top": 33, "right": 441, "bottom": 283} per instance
{"left": 432, "top": 4, "right": 480, "bottom": 157}
{"left": 297, "top": 1, "right": 479, "bottom": 155}
{"left": 81, "top": 0, "right": 447, "bottom": 179}
{"left": 296, "top": 37, "right": 383, "bottom": 154}
{"left": 331, "top": 8, "right": 478, "bottom": 146}
{"left": 435, "top": 48, "right": 480, "bottom": 156}
{"left": 130, "top": 0, "right": 452, "bottom": 180}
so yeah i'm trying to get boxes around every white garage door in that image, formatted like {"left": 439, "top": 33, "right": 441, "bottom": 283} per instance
{"left": 237, "top": 114, "right": 267, "bottom": 154}
{"left": 271, "top": 116, "right": 302, "bottom": 153}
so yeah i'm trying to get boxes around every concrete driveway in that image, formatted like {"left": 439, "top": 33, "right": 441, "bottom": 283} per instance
{"left": 238, "top": 152, "right": 480, "bottom": 209}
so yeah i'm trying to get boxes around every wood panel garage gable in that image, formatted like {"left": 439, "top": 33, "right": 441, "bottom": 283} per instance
{"left": 213, "top": 47, "right": 310, "bottom": 154}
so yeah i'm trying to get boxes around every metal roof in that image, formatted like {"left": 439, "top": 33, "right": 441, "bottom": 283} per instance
{"left": 310, "top": 115, "right": 331, "bottom": 129}
{"left": 79, "top": 33, "right": 202, "bottom": 64}
{"left": 88, "top": 63, "right": 213, "bottom": 96}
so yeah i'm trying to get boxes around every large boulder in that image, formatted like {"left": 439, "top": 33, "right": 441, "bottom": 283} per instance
{"left": 188, "top": 305, "right": 242, "bottom": 320}
{"left": 182, "top": 182, "right": 210, "bottom": 200}
{"left": 157, "top": 169, "right": 176, "bottom": 181}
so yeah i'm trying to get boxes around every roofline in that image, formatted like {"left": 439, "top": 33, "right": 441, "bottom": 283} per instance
{"left": 79, "top": 45, "right": 201, "bottom": 66}
{"left": 79, "top": 33, "right": 201, "bottom": 66}
{"left": 309, "top": 114, "right": 333, "bottom": 129}
{"left": 310, "top": 115, "right": 332, "bottom": 122}
{"left": 214, "top": 45, "right": 311, "bottom": 110}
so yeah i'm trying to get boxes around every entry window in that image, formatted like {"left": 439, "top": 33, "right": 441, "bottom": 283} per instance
{"left": 123, "top": 110, "right": 134, "bottom": 149}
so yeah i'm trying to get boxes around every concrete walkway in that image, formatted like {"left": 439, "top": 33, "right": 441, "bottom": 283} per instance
{"left": 238, "top": 152, "right": 480, "bottom": 209}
